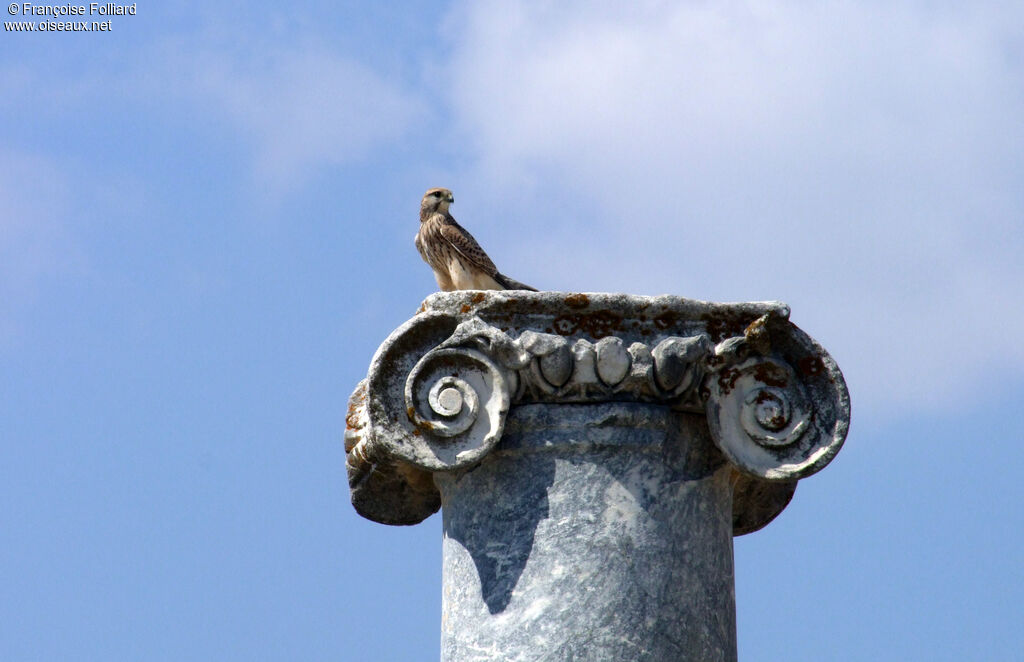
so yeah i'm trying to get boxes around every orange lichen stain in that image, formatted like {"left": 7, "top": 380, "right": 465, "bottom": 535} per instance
{"left": 752, "top": 363, "right": 788, "bottom": 387}
{"left": 406, "top": 405, "right": 437, "bottom": 435}
{"left": 552, "top": 310, "right": 624, "bottom": 339}
{"left": 797, "top": 356, "right": 825, "bottom": 377}
{"left": 564, "top": 293, "right": 590, "bottom": 309}
{"left": 718, "top": 367, "right": 742, "bottom": 394}
{"left": 344, "top": 384, "right": 368, "bottom": 451}
{"left": 470, "top": 292, "right": 486, "bottom": 304}
{"left": 346, "top": 403, "right": 365, "bottom": 431}
{"left": 345, "top": 410, "right": 363, "bottom": 431}
{"left": 702, "top": 312, "right": 751, "bottom": 342}
{"left": 460, "top": 304, "right": 472, "bottom": 313}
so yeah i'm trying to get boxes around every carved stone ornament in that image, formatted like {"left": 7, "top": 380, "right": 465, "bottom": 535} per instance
{"left": 345, "top": 291, "right": 850, "bottom": 531}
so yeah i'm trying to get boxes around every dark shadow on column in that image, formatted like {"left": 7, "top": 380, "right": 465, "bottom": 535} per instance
{"left": 442, "top": 455, "right": 556, "bottom": 614}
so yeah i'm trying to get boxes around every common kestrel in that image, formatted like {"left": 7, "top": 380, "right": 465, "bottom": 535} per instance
{"left": 415, "top": 188, "right": 537, "bottom": 292}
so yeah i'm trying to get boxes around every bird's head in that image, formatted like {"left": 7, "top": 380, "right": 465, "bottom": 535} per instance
{"left": 421, "top": 187, "right": 455, "bottom": 216}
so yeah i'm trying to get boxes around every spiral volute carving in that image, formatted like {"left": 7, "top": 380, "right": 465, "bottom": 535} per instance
{"left": 706, "top": 356, "right": 843, "bottom": 480}
{"left": 400, "top": 347, "right": 511, "bottom": 471}
{"left": 347, "top": 292, "right": 850, "bottom": 529}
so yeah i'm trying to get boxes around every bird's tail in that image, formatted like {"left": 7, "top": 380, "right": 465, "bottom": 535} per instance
{"left": 494, "top": 273, "right": 538, "bottom": 291}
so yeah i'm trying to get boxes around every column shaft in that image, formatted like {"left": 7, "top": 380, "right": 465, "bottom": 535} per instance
{"left": 437, "top": 403, "right": 737, "bottom": 662}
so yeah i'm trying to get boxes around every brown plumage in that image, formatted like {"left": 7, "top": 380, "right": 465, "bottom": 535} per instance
{"left": 415, "top": 188, "right": 537, "bottom": 292}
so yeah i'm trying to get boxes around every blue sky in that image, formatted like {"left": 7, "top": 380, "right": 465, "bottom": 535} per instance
{"left": 2, "top": 2, "right": 1022, "bottom": 660}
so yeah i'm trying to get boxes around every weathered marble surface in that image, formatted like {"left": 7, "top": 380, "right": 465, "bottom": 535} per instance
{"left": 345, "top": 291, "right": 846, "bottom": 530}
{"left": 344, "top": 291, "right": 850, "bottom": 661}
{"left": 439, "top": 403, "right": 737, "bottom": 661}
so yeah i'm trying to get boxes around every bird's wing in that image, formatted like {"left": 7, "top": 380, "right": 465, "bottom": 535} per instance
{"left": 439, "top": 219, "right": 499, "bottom": 276}
{"left": 414, "top": 230, "right": 426, "bottom": 261}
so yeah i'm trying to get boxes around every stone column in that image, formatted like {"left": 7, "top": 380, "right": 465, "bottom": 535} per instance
{"left": 345, "top": 292, "right": 850, "bottom": 662}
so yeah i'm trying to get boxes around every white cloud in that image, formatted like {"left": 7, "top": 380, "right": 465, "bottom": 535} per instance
{"left": 445, "top": 1, "right": 1024, "bottom": 417}
{"left": 3, "top": 19, "right": 428, "bottom": 194}
{"left": 0, "top": 16, "right": 431, "bottom": 339}
{"left": 153, "top": 43, "right": 427, "bottom": 192}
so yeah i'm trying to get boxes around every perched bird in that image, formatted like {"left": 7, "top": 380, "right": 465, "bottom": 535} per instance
{"left": 415, "top": 188, "right": 537, "bottom": 292}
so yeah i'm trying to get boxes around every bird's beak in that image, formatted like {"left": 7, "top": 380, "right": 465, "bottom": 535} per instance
{"left": 446, "top": 193, "right": 454, "bottom": 203}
